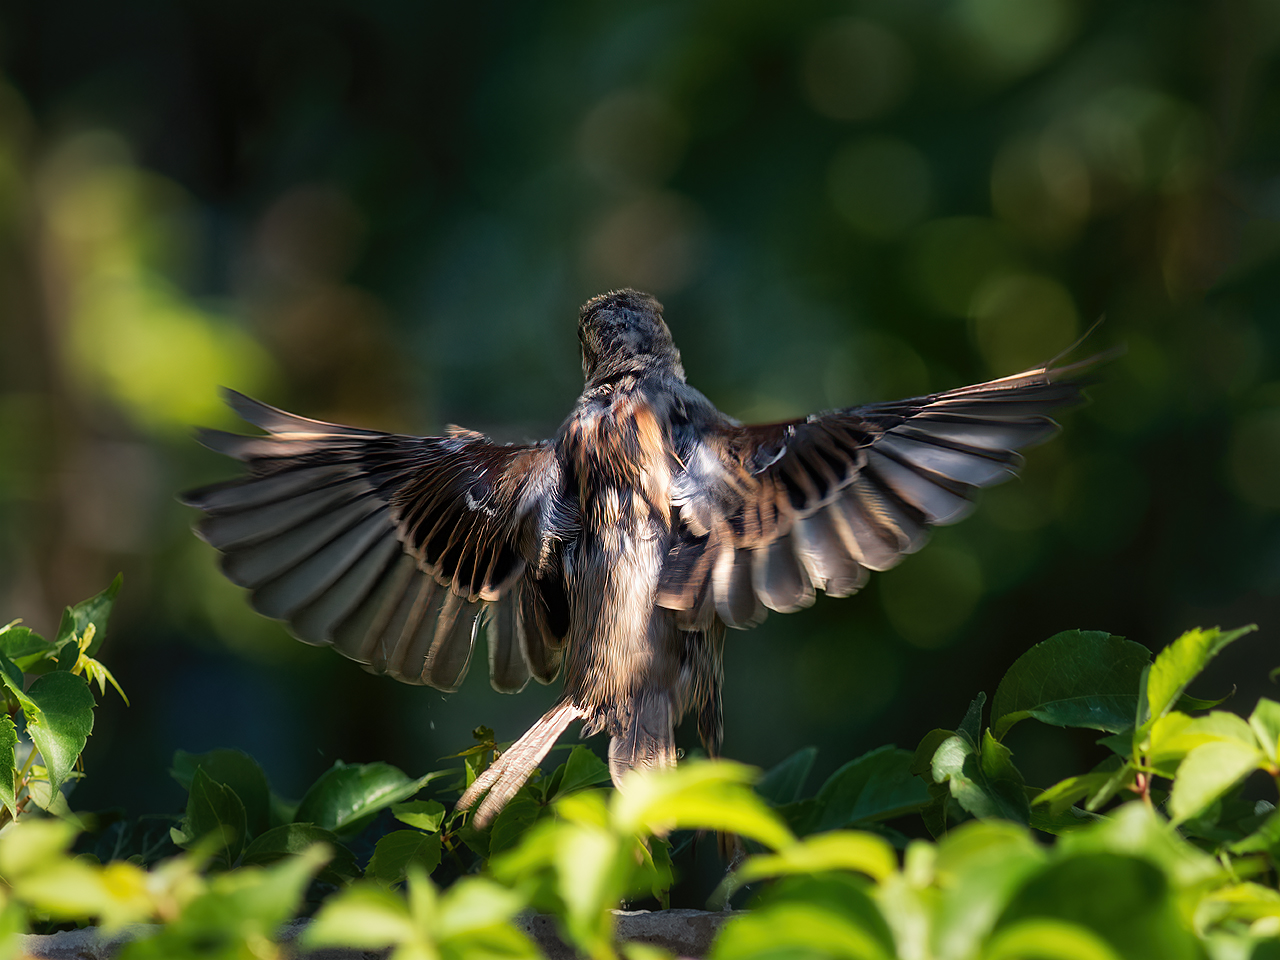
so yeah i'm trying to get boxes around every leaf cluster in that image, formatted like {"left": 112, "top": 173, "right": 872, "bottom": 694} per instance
{"left": 7, "top": 582, "right": 1280, "bottom": 960}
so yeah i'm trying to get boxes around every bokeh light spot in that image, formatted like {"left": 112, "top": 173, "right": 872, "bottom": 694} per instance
{"left": 41, "top": 131, "right": 272, "bottom": 433}
{"left": 904, "top": 216, "right": 1020, "bottom": 317}
{"left": 801, "top": 18, "right": 913, "bottom": 122}
{"left": 577, "top": 89, "right": 688, "bottom": 188}
{"left": 955, "top": 0, "right": 1076, "bottom": 78}
{"left": 581, "top": 190, "right": 706, "bottom": 294}
{"left": 969, "top": 273, "right": 1079, "bottom": 373}
{"left": 828, "top": 135, "right": 931, "bottom": 240}
{"left": 880, "top": 546, "right": 983, "bottom": 648}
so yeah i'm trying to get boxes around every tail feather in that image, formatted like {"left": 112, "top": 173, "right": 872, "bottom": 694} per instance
{"left": 607, "top": 691, "right": 677, "bottom": 789}
{"left": 457, "top": 700, "right": 584, "bottom": 827}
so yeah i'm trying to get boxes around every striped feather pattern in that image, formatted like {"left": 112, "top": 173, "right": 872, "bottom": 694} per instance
{"left": 182, "top": 390, "right": 569, "bottom": 693}
{"left": 659, "top": 358, "right": 1097, "bottom": 628}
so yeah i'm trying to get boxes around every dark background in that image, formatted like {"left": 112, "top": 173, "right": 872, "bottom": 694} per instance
{"left": 0, "top": 0, "right": 1277, "bottom": 825}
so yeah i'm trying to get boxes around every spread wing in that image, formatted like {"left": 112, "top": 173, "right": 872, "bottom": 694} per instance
{"left": 659, "top": 358, "right": 1098, "bottom": 628}
{"left": 182, "top": 390, "right": 573, "bottom": 693}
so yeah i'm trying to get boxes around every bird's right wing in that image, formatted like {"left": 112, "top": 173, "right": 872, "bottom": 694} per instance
{"left": 183, "top": 391, "right": 574, "bottom": 693}
{"left": 659, "top": 358, "right": 1099, "bottom": 628}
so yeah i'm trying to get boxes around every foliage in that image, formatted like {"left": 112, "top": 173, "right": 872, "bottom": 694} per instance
{"left": 6, "top": 583, "right": 1280, "bottom": 959}
{"left": 0, "top": 576, "right": 124, "bottom": 826}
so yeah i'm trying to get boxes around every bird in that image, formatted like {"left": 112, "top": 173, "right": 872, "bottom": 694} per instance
{"left": 183, "top": 289, "right": 1100, "bottom": 828}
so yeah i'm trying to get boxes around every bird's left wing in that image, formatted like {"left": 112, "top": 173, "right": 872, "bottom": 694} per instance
{"left": 659, "top": 358, "right": 1098, "bottom": 628}
{"left": 183, "top": 390, "right": 571, "bottom": 692}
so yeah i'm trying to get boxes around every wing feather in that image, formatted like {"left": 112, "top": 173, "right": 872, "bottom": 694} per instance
{"left": 660, "top": 356, "right": 1101, "bottom": 627}
{"left": 182, "top": 390, "right": 572, "bottom": 692}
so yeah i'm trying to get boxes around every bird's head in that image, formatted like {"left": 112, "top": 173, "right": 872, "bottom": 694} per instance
{"left": 578, "top": 289, "right": 685, "bottom": 384}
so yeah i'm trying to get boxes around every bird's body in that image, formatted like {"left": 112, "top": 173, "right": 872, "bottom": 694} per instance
{"left": 184, "top": 289, "right": 1097, "bottom": 825}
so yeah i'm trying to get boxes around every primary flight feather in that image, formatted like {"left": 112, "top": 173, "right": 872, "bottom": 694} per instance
{"left": 184, "top": 289, "right": 1096, "bottom": 826}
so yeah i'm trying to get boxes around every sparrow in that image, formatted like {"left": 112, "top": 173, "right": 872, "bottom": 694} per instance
{"left": 183, "top": 289, "right": 1098, "bottom": 827}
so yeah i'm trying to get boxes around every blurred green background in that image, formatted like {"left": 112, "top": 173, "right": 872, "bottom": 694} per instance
{"left": 0, "top": 0, "right": 1277, "bottom": 823}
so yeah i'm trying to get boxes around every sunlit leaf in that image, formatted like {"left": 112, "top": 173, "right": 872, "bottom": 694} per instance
{"left": 555, "top": 823, "right": 626, "bottom": 956}
{"left": 991, "top": 630, "right": 1151, "bottom": 739}
{"left": 711, "top": 876, "right": 895, "bottom": 960}
{"left": 391, "top": 799, "right": 447, "bottom": 833}
{"left": 1035, "top": 756, "right": 1127, "bottom": 816}
{"left": 54, "top": 575, "right": 122, "bottom": 657}
{"left": 1228, "top": 808, "right": 1280, "bottom": 856}
{"left": 1248, "top": 698, "right": 1280, "bottom": 764}
{"left": 0, "top": 714, "right": 15, "bottom": 818}
{"left": 931, "top": 820, "right": 1048, "bottom": 959}
{"left": 611, "top": 761, "right": 793, "bottom": 851}
{"left": 1143, "top": 626, "right": 1256, "bottom": 729}
{"left": 984, "top": 918, "right": 1125, "bottom": 960}
{"left": 13, "top": 858, "right": 152, "bottom": 931}
{"left": 930, "top": 731, "right": 1030, "bottom": 825}
{"left": 0, "top": 818, "right": 79, "bottom": 878}
{"left": 21, "top": 671, "right": 95, "bottom": 798}
{"left": 303, "top": 883, "right": 419, "bottom": 951}
{"left": 994, "top": 852, "right": 1198, "bottom": 960}
{"left": 1145, "top": 710, "right": 1258, "bottom": 775}
{"left": 711, "top": 830, "right": 898, "bottom": 908}
{"left": 1168, "top": 740, "right": 1264, "bottom": 825}
{"left": 0, "top": 626, "right": 53, "bottom": 669}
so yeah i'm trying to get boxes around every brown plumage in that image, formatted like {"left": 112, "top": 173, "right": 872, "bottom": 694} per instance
{"left": 183, "top": 289, "right": 1101, "bottom": 826}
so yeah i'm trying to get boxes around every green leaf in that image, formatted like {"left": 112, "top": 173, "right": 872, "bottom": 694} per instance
{"left": 805, "top": 746, "right": 930, "bottom": 833}
{"left": 0, "top": 653, "right": 26, "bottom": 708}
{"left": 130, "top": 846, "right": 328, "bottom": 959}
{"left": 488, "top": 791, "right": 544, "bottom": 857}
{"left": 1229, "top": 808, "right": 1280, "bottom": 856}
{"left": 711, "top": 874, "right": 896, "bottom": 960}
{"left": 1175, "top": 692, "right": 1231, "bottom": 712}
{"left": 553, "top": 745, "right": 612, "bottom": 798}
{"left": 611, "top": 760, "right": 794, "bottom": 851}
{"left": 756, "top": 746, "right": 818, "bottom": 805}
{"left": 1144, "top": 626, "right": 1256, "bottom": 729}
{"left": 931, "top": 730, "right": 1030, "bottom": 825}
{"left": 171, "top": 749, "right": 272, "bottom": 838}
{"left": 0, "top": 713, "right": 15, "bottom": 817}
{"left": 991, "top": 630, "right": 1151, "bottom": 740}
{"left": 242, "top": 822, "right": 359, "bottom": 883}
{"left": 712, "top": 830, "right": 898, "bottom": 908}
{"left": 1145, "top": 710, "right": 1258, "bottom": 775}
{"left": 960, "top": 692, "right": 986, "bottom": 744}
{"left": 0, "top": 626, "right": 53, "bottom": 668}
{"left": 930, "top": 820, "right": 1047, "bottom": 959}
{"left": 994, "top": 852, "right": 1199, "bottom": 960}
{"left": 391, "top": 799, "right": 446, "bottom": 833}
{"left": 367, "top": 830, "right": 443, "bottom": 886}
{"left": 1249, "top": 698, "right": 1280, "bottom": 764}
{"left": 173, "top": 766, "right": 248, "bottom": 865}
{"left": 55, "top": 575, "right": 122, "bottom": 657}
{"left": 911, "top": 729, "right": 954, "bottom": 777}
{"left": 22, "top": 670, "right": 95, "bottom": 798}
{"left": 303, "top": 883, "right": 419, "bottom": 951}
{"left": 1035, "top": 758, "right": 1127, "bottom": 817}
{"left": 1168, "top": 740, "right": 1265, "bottom": 825}
{"left": 293, "top": 761, "right": 446, "bottom": 835}
{"left": 984, "top": 919, "right": 1126, "bottom": 960}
